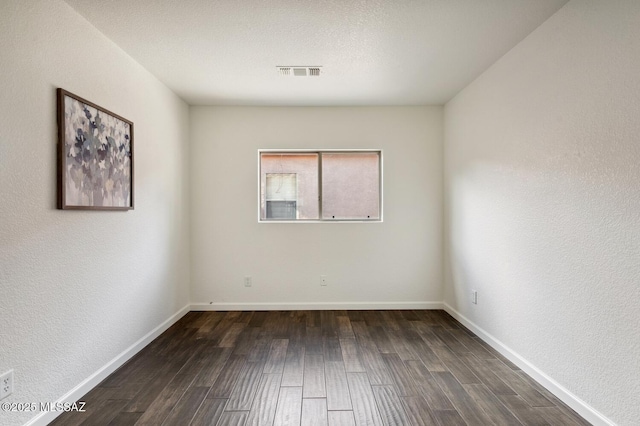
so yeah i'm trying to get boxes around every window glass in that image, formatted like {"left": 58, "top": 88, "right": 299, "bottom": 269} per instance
{"left": 266, "top": 174, "right": 297, "bottom": 219}
{"left": 260, "top": 153, "right": 319, "bottom": 220}
{"left": 259, "top": 151, "right": 381, "bottom": 222}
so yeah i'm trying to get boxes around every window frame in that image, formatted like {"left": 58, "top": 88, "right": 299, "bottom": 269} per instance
{"left": 258, "top": 149, "right": 383, "bottom": 223}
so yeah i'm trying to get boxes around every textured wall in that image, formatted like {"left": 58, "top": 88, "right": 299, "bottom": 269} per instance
{"left": 190, "top": 107, "right": 443, "bottom": 308}
{"left": 444, "top": 0, "right": 640, "bottom": 424}
{"left": 0, "top": 1, "right": 190, "bottom": 425}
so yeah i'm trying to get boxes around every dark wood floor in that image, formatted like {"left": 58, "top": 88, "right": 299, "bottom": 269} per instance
{"left": 51, "top": 310, "right": 590, "bottom": 426}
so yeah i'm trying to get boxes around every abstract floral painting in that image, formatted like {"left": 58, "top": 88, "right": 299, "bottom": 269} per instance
{"left": 57, "top": 89, "right": 134, "bottom": 210}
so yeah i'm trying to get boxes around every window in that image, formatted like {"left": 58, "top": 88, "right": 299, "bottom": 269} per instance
{"left": 259, "top": 150, "right": 382, "bottom": 222}
{"left": 265, "top": 173, "right": 297, "bottom": 219}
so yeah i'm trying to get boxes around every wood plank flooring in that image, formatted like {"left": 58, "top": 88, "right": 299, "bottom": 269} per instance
{"left": 51, "top": 310, "right": 590, "bottom": 426}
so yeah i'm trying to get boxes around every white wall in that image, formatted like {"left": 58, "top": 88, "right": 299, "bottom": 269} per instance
{"left": 0, "top": 1, "right": 190, "bottom": 425}
{"left": 444, "top": 0, "right": 640, "bottom": 424}
{"left": 190, "top": 107, "right": 442, "bottom": 309}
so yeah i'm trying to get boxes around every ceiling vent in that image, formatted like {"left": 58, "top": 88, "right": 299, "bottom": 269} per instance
{"left": 277, "top": 66, "right": 322, "bottom": 77}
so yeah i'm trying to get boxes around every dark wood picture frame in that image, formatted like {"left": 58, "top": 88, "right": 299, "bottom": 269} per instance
{"left": 57, "top": 89, "right": 134, "bottom": 210}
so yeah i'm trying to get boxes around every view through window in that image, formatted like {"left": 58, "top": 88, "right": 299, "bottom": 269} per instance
{"left": 265, "top": 173, "right": 297, "bottom": 219}
{"left": 259, "top": 151, "right": 381, "bottom": 221}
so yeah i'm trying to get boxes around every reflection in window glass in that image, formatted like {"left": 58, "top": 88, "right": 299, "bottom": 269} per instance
{"left": 260, "top": 154, "right": 319, "bottom": 220}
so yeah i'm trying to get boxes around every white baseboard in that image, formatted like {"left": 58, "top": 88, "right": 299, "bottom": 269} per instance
{"left": 191, "top": 301, "right": 443, "bottom": 311}
{"left": 443, "top": 303, "right": 615, "bottom": 426}
{"left": 25, "top": 304, "right": 191, "bottom": 426}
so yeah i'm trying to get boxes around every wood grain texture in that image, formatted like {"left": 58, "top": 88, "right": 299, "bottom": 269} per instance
{"left": 346, "top": 372, "right": 384, "bottom": 426}
{"left": 161, "top": 386, "right": 209, "bottom": 426}
{"left": 120, "top": 361, "right": 183, "bottom": 412}
{"left": 217, "top": 411, "right": 249, "bottom": 426}
{"left": 337, "top": 315, "right": 356, "bottom": 339}
{"left": 306, "top": 326, "right": 324, "bottom": 355}
{"left": 303, "top": 354, "right": 327, "bottom": 398}
{"left": 264, "top": 338, "right": 289, "bottom": 374}
{"left": 487, "top": 360, "right": 554, "bottom": 407}
{"left": 282, "top": 343, "right": 306, "bottom": 387}
{"left": 432, "top": 409, "right": 468, "bottom": 426}
{"left": 106, "top": 411, "right": 142, "bottom": 426}
{"left": 49, "top": 310, "right": 588, "bottom": 426}
{"left": 208, "top": 354, "right": 247, "bottom": 398}
{"left": 265, "top": 311, "right": 290, "bottom": 339}
{"left": 339, "top": 338, "right": 365, "bottom": 373}
{"left": 536, "top": 406, "right": 586, "bottom": 426}
{"left": 381, "top": 323, "right": 420, "bottom": 362}
{"left": 432, "top": 371, "right": 494, "bottom": 426}
{"left": 301, "top": 398, "right": 329, "bottom": 426}
{"left": 189, "top": 398, "right": 226, "bottom": 426}
{"left": 193, "top": 347, "right": 233, "bottom": 386}
{"left": 515, "top": 369, "right": 590, "bottom": 426}
{"left": 247, "top": 331, "right": 273, "bottom": 363}
{"left": 328, "top": 411, "right": 356, "bottom": 426}
{"left": 496, "top": 394, "right": 550, "bottom": 426}
{"left": 404, "top": 360, "right": 454, "bottom": 411}
{"left": 459, "top": 352, "right": 516, "bottom": 395}
{"left": 219, "top": 322, "right": 247, "bottom": 348}
{"left": 226, "top": 361, "right": 265, "bottom": 411}
{"left": 411, "top": 322, "right": 446, "bottom": 347}
{"left": 325, "top": 360, "right": 352, "bottom": 410}
{"left": 355, "top": 337, "right": 394, "bottom": 385}
{"left": 448, "top": 328, "right": 497, "bottom": 360}
{"left": 431, "top": 345, "right": 480, "bottom": 384}
{"left": 232, "top": 326, "right": 262, "bottom": 355}
{"left": 245, "top": 373, "right": 282, "bottom": 426}
{"left": 321, "top": 311, "right": 339, "bottom": 337}
{"left": 381, "top": 353, "right": 419, "bottom": 397}
{"left": 369, "top": 326, "right": 396, "bottom": 354}
{"left": 323, "top": 337, "right": 344, "bottom": 362}
{"left": 463, "top": 383, "right": 522, "bottom": 426}
{"left": 133, "top": 373, "right": 196, "bottom": 425}
{"left": 273, "top": 386, "right": 303, "bottom": 426}
{"left": 406, "top": 334, "right": 447, "bottom": 372}
{"left": 401, "top": 396, "right": 438, "bottom": 426}
{"left": 431, "top": 326, "right": 471, "bottom": 354}
{"left": 371, "top": 385, "right": 410, "bottom": 426}
{"left": 207, "top": 311, "right": 242, "bottom": 344}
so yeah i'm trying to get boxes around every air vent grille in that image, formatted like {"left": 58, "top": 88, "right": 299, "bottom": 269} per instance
{"left": 277, "top": 66, "right": 322, "bottom": 77}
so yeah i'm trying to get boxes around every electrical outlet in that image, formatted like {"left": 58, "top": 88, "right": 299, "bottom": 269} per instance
{"left": 0, "top": 370, "right": 13, "bottom": 400}
{"left": 471, "top": 290, "right": 478, "bottom": 305}
{"left": 320, "top": 275, "right": 327, "bottom": 286}
{"left": 244, "top": 276, "right": 252, "bottom": 287}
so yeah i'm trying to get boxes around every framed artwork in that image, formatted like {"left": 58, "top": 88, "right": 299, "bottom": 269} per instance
{"left": 57, "top": 89, "right": 134, "bottom": 210}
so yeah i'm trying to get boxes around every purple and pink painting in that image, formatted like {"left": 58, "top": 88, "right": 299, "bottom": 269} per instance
{"left": 58, "top": 89, "right": 133, "bottom": 210}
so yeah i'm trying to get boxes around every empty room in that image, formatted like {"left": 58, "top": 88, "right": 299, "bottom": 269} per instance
{"left": 0, "top": 0, "right": 638, "bottom": 425}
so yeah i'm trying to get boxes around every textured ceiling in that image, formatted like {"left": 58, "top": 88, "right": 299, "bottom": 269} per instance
{"left": 64, "top": 0, "right": 568, "bottom": 106}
